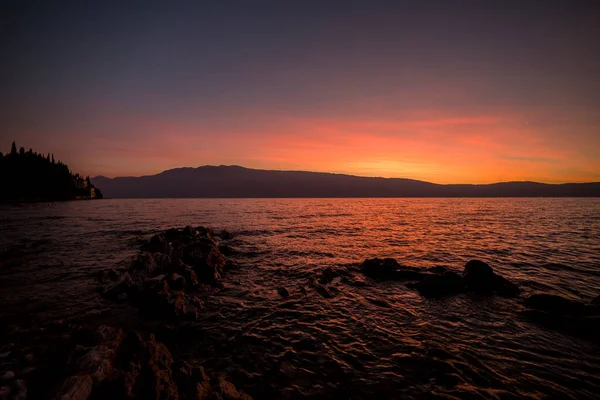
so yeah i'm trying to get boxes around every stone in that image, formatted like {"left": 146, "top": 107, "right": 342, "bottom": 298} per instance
{"left": 360, "top": 258, "right": 429, "bottom": 281}
{"left": 462, "top": 260, "right": 520, "bottom": 296}
{"left": 276, "top": 287, "right": 290, "bottom": 297}
{"left": 55, "top": 375, "right": 93, "bottom": 400}
{"left": 169, "top": 273, "right": 186, "bottom": 290}
{"left": 148, "top": 233, "right": 169, "bottom": 254}
{"left": 407, "top": 271, "right": 465, "bottom": 298}
{"left": 524, "top": 294, "right": 589, "bottom": 316}
{"left": 0, "top": 371, "right": 14, "bottom": 381}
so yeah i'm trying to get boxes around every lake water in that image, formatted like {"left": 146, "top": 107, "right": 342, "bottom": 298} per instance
{"left": 1, "top": 198, "right": 600, "bottom": 398}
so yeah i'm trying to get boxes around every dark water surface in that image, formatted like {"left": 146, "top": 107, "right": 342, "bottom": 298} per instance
{"left": 1, "top": 198, "right": 600, "bottom": 399}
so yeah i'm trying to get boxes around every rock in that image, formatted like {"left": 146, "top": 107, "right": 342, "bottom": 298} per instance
{"left": 169, "top": 273, "right": 186, "bottom": 290}
{"left": 100, "top": 226, "right": 229, "bottom": 321}
{"left": 427, "top": 266, "right": 447, "bottom": 274}
{"left": 215, "top": 376, "right": 253, "bottom": 400}
{"left": 0, "top": 386, "right": 10, "bottom": 399}
{"left": 217, "top": 230, "right": 234, "bottom": 240}
{"left": 12, "top": 380, "right": 26, "bottom": 400}
{"left": 592, "top": 295, "right": 600, "bottom": 306}
{"left": 183, "top": 225, "right": 197, "bottom": 237}
{"left": 360, "top": 258, "right": 402, "bottom": 280}
{"left": 55, "top": 375, "right": 93, "bottom": 400}
{"left": 360, "top": 258, "right": 429, "bottom": 281}
{"left": 462, "top": 260, "right": 520, "bottom": 296}
{"left": 180, "top": 267, "right": 199, "bottom": 289}
{"left": 524, "top": 294, "right": 589, "bottom": 316}
{"left": 148, "top": 233, "right": 169, "bottom": 253}
{"left": 318, "top": 267, "right": 338, "bottom": 284}
{"left": 276, "top": 287, "right": 290, "bottom": 297}
{"left": 522, "top": 294, "right": 600, "bottom": 343}
{"left": 0, "top": 371, "right": 14, "bottom": 381}
{"left": 407, "top": 271, "right": 465, "bottom": 298}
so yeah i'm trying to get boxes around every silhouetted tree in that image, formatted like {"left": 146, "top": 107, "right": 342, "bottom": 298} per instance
{"left": 1, "top": 142, "right": 103, "bottom": 201}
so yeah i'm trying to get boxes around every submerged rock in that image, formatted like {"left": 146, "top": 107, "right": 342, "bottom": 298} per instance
{"left": 360, "top": 258, "right": 429, "bottom": 281}
{"left": 462, "top": 260, "right": 520, "bottom": 296}
{"left": 524, "top": 294, "right": 589, "bottom": 316}
{"left": 276, "top": 287, "right": 290, "bottom": 298}
{"left": 361, "top": 258, "right": 520, "bottom": 299}
{"left": 522, "top": 293, "right": 600, "bottom": 343}
{"left": 407, "top": 271, "right": 465, "bottom": 298}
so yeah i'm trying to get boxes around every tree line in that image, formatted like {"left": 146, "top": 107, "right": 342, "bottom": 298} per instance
{"left": 0, "top": 142, "right": 103, "bottom": 201}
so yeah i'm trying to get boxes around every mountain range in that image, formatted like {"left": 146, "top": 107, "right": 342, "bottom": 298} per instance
{"left": 91, "top": 166, "right": 600, "bottom": 198}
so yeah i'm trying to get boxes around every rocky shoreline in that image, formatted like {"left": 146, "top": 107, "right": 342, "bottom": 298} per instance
{"left": 1, "top": 225, "right": 599, "bottom": 399}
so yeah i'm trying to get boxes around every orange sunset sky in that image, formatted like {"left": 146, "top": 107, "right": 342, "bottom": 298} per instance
{"left": 1, "top": 1, "right": 599, "bottom": 183}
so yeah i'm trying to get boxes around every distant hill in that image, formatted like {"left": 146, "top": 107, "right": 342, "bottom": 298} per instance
{"left": 0, "top": 142, "right": 103, "bottom": 202}
{"left": 92, "top": 166, "right": 600, "bottom": 198}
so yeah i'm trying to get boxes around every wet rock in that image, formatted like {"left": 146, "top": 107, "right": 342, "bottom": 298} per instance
{"left": 276, "top": 287, "right": 290, "bottom": 298}
{"left": 183, "top": 225, "right": 197, "bottom": 237}
{"left": 12, "top": 380, "right": 26, "bottom": 400}
{"left": 462, "top": 260, "right": 520, "bottom": 296}
{"left": 169, "top": 273, "right": 186, "bottom": 290}
{"left": 522, "top": 295, "right": 600, "bottom": 343}
{"left": 148, "top": 233, "right": 169, "bottom": 254}
{"left": 55, "top": 375, "right": 93, "bottom": 400}
{"left": 524, "top": 294, "right": 589, "bottom": 316}
{"left": 215, "top": 376, "right": 253, "bottom": 400}
{"left": 427, "top": 266, "right": 447, "bottom": 274}
{"left": 100, "top": 226, "right": 230, "bottom": 321}
{"left": 217, "top": 230, "right": 234, "bottom": 240}
{"left": 360, "top": 258, "right": 429, "bottom": 281}
{"left": 0, "top": 371, "right": 14, "bottom": 381}
{"left": 407, "top": 271, "right": 465, "bottom": 298}
{"left": 318, "top": 267, "right": 337, "bottom": 284}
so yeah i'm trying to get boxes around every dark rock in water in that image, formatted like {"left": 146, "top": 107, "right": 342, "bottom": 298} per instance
{"left": 319, "top": 267, "right": 337, "bottom": 284}
{"left": 147, "top": 233, "right": 169, "bottom": 253}
{"left": 168, "top": 273, "right": 186, "bottom": 290}
{"left": 360, "top": 258, "right": 401, "bottom": 280}
{"left": 407, "top": 271, "right": 465, "bottom": 298}
{"left": 524, "top": 294, "right": 589, "bottom": 316}
{"left": 360, "top": 258, "right": 429, "bottom": 281}
{"left": 462, "top": 260, "right": 520, "bottom": 296}
{"left": 100, "top": 226, "right": 230, "bottom": 322}
{"left": 276, "top": 287, "right": 290, "bottom": 297}
{"left": 56, "top": 374, "right": 93, "bottom": 400}
{"left": 217, "top": 230, "right": 234, "bottom": 240}
{"left": 522, "top": 294, "right": 600, "bottom": 343}
{"left": 183, "top": 225, "right": 197, "bottom": 237}
{"left": 427, "top": 266, "right": 447, "bottom": 274}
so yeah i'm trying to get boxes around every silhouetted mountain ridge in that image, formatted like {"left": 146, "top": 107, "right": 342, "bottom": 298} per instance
{"left": 92, "top": 165, "right": 600, "bottom": 198}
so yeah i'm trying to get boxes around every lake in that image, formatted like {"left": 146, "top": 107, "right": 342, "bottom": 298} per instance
{"left": 1, "top": 198, "right": 599, "bottom": 398}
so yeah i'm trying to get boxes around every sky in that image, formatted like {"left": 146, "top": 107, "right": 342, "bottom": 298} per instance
{"left": 1, "top": 1, "right": 599, "bottom": 183}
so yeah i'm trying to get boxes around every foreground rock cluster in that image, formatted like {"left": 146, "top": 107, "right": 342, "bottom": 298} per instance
{"left": 0, "top": 322, "right": 251, "bottom": 400}
{"left": 357, "top": 257, "right": 600, "bottom": 343}
{"left": 360, "top": 258, "right": 520, "bottom": 298}
{"left": 100, "top": 226, "right": 231, "bottom": 322}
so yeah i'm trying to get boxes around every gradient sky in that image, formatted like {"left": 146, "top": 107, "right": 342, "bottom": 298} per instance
{"left": 1, "top": 1, "right": 599, "bottom": 183}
